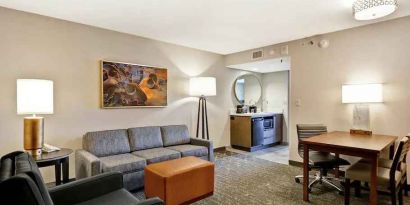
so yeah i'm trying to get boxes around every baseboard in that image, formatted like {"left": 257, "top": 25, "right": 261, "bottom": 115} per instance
{"left": 214, "top": 146, "right": 226, "bottom": 152}
{"left": 288, "top": 160, "right": 303, "bottom": 167}
{"left": 231, "top": 142, "right": 282, "bottom": 152}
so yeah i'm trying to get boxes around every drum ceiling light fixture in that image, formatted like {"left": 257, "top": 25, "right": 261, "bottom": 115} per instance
{"left": 353, "top": 0, "right": 398, "bottom": 21}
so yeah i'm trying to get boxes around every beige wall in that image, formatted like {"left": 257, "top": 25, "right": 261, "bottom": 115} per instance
{"left": 261, "top": 71, "right": 289, "bottom": 142}
{"left": 227, "top": 16, "right": 410, "bottom": 180}
{"left": 287, "top": 17, "right": 410, "bottom": 167}
{"left": 2, "top": 6, "right": 410, "bottom": 183}
{"left": 0, "top": 7, "right": 250, "bottom": 182}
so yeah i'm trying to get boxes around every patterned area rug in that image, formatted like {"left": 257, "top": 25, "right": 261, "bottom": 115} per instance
{"left": 134, "top": 151, "right": 409, "bottom": 205}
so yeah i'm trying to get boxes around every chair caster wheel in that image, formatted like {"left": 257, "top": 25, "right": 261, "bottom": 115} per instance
{"left": 339, "top": 191, "right": 344, "bottom": 195}
{"left": 295, "top": 178, "right": 300, "bottom": 183}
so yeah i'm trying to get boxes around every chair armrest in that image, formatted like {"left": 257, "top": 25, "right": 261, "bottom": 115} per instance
{"left": 137, "top": 197, "right": 164, "bottom": 205}
{"left": 75, "top": 149, "right": 101, "bottom": 179}
{"left": 190, "top": 138, "right": 214, "bottom": 162}
{"left": 48, "top": 172, "right": 123, "bottom": 205}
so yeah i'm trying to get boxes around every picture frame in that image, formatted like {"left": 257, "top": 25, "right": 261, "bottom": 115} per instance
{"left": 101, "top": 60, "right": 168, "bottom": 108}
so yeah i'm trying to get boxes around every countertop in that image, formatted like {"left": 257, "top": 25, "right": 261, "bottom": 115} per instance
{"left": 230, "top": 112, "right": 282, "bottom": 118}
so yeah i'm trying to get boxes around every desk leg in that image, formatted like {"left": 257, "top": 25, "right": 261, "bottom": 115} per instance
{"left": 389, "top": 144, "right": 395, "bottom": 160}
{"left": 62, "top": 157, "right": 69, "bottom": 183}
{"left": 55, "top": 162, "right": 61, "bottom": 185}
{"left": 335, "top": 153, "right": 340, "bottom": 178}
{"left": 303, "top": 145, "right": 309, "bottom": 202}
{"left": 369, "top": 155, "right": 378, "bottom": 205}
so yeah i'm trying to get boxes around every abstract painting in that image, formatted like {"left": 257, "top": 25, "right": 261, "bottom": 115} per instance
{"left": 101, "top": 60, "right": 167, "bottom": 108}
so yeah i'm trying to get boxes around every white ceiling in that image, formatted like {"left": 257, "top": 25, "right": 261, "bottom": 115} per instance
{"left": 227, "top": 57, "right": 290, "bottom": 73}
{"left": 0, "top": 0, "right": 409, "bottom": 54}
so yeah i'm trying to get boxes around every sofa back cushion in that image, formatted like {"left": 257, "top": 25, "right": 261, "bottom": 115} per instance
{"left": 160, "top": 125, "right": 190, "bottom": 146}
{"left": 83, "top": 129, "right": 131, "bottom": 157}
{"left": 128, "top": 126, "right": 163, "bottom": 151}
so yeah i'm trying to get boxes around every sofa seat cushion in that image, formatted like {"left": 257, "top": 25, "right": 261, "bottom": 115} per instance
{"left": 127, "top": 126, "right": 163, "bottom": 151}
{"left": 166, "top": 145, "right": 208, "bottom": 158}
{"left": 100, "top": 154, "right": 146, "bottom": 173}
{"left": 132, "top": 148, "right": 181, "bottom": 164}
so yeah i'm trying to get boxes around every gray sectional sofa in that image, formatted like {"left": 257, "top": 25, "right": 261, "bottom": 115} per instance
{"left": 75, "top": 125, "right": 213, "bottom": 191}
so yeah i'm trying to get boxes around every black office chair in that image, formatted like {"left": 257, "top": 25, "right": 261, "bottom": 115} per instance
{"left": 0, "top": 151, "right": 163, "bottom": 205}
{"left": 294, "top": 124, "right": 350, "bottom": 193}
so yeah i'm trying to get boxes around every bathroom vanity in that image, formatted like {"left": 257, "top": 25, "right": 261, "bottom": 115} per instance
{"left": 230, "top": 112, "right": 283, "bottom": 152}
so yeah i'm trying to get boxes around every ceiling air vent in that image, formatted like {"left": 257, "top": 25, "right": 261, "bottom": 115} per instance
{"left": 251, "top": 50, "right": 263, "bottom": 60}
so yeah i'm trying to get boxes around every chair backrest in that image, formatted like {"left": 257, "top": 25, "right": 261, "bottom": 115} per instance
{"left": 0, "top": 151, "right": 54, "bottom": 205}
{"left": 390, "top": 136, "right": 410, "bottom": 182}
{"left": 296, "top": 124, "right": 327, "bottom": 157}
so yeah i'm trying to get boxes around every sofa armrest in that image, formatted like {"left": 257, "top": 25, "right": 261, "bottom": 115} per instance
{"left": 190, "top": 138, "right": 214, "bottom": 162}
{"left": 49, "top": 172, "right": 123, "bottom": 205}
{"left": 75, "top": 149, "right": 101, "bottom": 179}
{"left": 137, "top": 197, "right": 164, "bottom": 205}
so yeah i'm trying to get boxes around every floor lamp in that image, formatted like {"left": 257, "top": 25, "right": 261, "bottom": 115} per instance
{"left": 189, "top": 77, "right": 216, "bottom": 140}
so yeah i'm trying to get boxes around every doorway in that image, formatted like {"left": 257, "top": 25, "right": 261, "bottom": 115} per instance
{"left": 227, "top": 57, "right": 291, "bottom": 164}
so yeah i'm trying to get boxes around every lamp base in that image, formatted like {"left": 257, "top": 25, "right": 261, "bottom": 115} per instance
{"left": 196, "top": 95, "right": 210, "bottom": 140}
{"left": 353, "top": 104, "right": 370, "bottom": 130}
{"left": 27, "top": 149, "right": 42, "bottom": 156}
{"left": 24, "top": 116, "right": 44, "bottom": 156}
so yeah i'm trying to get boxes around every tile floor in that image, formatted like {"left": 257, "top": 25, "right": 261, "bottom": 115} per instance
{"left": 227, "top": 144, "right": 289, "bottom": 165}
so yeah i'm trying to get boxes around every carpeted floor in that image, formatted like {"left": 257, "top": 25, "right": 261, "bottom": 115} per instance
{"left": 134, "top": 151, "right": 410, "bottom": 205}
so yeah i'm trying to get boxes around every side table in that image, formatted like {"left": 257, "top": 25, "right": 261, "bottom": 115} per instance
{"left": 33, "top": 148, "right": 73, "bottom": 185}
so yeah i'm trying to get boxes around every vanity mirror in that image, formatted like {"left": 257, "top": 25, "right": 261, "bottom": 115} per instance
{"left": 234, "top": 74, "right": 262, "bottom": 105}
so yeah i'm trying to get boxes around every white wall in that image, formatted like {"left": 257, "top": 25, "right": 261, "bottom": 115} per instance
{"left": 261, "top": 71, "right": 289, "bottom": 142}
{"left": 0, "top": 7, "right": 249, "bottom": 182}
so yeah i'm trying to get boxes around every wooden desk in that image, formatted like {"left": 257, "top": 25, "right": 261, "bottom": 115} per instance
{"left": 301, "top": 131, "right": 397, "bottom": 205}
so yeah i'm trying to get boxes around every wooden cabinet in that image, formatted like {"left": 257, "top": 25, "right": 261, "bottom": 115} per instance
{"left": 230, "top": 113, "right": 283, "bottom": 152}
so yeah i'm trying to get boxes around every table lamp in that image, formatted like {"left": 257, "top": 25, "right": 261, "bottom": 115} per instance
{"left": 342, "top": 83, "right": 383, "bottom": 132}
{"left": 189, "top": 77, "right": 216, "bottom": 140}
{"left": 17, "top": 79, "right": 54, "bottom": 155}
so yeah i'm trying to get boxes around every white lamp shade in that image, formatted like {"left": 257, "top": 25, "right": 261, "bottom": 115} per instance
{"left": 189, "top": 77, "right": 216, "bottom": 97}
{"left": 342, "top": 84, "right": 383, "bottom": 103}
{"left": 17, "top": 79, "right": 54, "bottom": 114}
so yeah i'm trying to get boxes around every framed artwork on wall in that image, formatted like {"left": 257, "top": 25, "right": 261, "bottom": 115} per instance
{"left": 101, "top": 60, "right": 168, "bottom": 108}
